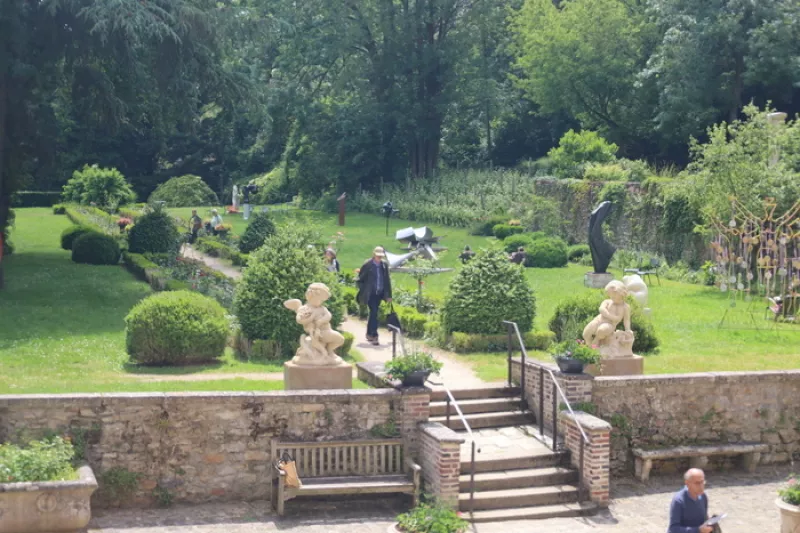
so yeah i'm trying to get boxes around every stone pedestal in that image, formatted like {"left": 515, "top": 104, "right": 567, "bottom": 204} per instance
{"left": 584, "top": 272, "right": 614, "bottom": 289}
{"left": 585, "top": 355, "right": 644, "bottom": 377}
{"left": 284, "top": 361, "right": 352, "bottom": 390}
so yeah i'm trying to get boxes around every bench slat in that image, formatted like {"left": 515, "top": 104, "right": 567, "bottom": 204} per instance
{"left": 633, "top": 443, "right": 769, "bottom": 460}
{"left": 297, "top": 475, "right": 414, "bottom": 496}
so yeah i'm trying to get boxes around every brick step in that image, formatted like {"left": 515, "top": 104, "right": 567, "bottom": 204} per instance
{"left": 464, "top": 502, "right": 598, "bottom": 522}
{"left": 430, "top": 410, "right": 533, "bottom": 431}
{"left": 458, "top": 466, "right": 578, "bottom": 492}
{"left": 458, "top": 484, "right": 579, "bottom": 511}
{"left": 429, "top": 386, "right": 520, "bottom": 402}
{"left": 429, "top": 398, "right": 521, "bottom": 417}
{"left": 460, "top": 450, "right": 568, "bottom": 474}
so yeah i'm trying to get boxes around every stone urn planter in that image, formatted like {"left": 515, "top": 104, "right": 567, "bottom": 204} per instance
{"left": 555, "top": 356, "right": 585, "bottom": 374}
{"left": 0, "top": 464, "right": 98, "bottom": 533}
{"left": 776, "top": 498, "right": 800, "bottom": 533}
{"left": 401, "top": 370, "right": 431, "bottom": 387}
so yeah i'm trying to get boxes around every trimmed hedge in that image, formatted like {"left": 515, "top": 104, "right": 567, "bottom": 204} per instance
{"left": 147, "top": 175, "right": 219, "bottom": 207}
{"left": 568, "top": 244, "right": 591, "bottom": 261}
{"left": 61, "top": 225, "right": 97, "bottom": 251}
{"left": 336, "top": 331, "right": 355, "bottom": 357}
{"left": 196, "top": 237, "right": 234, "bottom": 259}
{"left": 442, "top": 249, "right": 536, "bottom": 335}
{"left": 470, "top": 215, "right": 509, "bottom": 236}
{"left": 64, "top": 204, "right": 119, "bottom": 235}
{"left": 527, "top": 237, "right": 568, "bottom": 268}
{"left": 71, "top": 232, "right": 121, "bottom": 265}
{"left": 11, "top": 191, "right": 62, "bottom": 207}
{"left": 121, "top": 251, "right": 159, "bottom": 281}
{"left": 449, "top": 330, "right": 554, "bottom": 353}
{"left": 492, "top": 224, "right": 524, "bottom": 240}
{"left": 127, "top": 208, "right": 180, "bottom": 254}
{"left": 238, "top": 212, "right": 276, "bottom": 254}
{"left": 125, "top": 291, "right": 228, "bottom": 365}
{"left": 53, "top": 204, "right": 66, "bottom": 215}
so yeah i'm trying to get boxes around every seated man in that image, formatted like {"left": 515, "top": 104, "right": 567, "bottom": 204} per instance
{"left": 209, "top": 209, "right": 223, "bottom": 235}
{"left": 509, "top": 247, "right": 526, "bottom": 265}
{"left": 459, "top": 245, "right": 476, "bottom": 264}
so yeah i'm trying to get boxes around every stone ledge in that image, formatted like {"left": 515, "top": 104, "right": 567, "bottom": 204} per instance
{"left": 593, "top": 369, "right": 800, "bottom": 387}
{"left": 633, "top": 443, "right": 769, "bottom": 459}
{"left": 0, "top": 463, "right": 97, "bottom": 493}
{"left": 560, "top": 410, "right": 612, "bottom": 431}
{"left": 419, "top": 422, "right": 465, "bottom": 444}
{"left": 511, "top": 357, "right": 593, "bottom": 380}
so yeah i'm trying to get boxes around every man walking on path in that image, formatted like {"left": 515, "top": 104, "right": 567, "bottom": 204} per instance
{"left": 189, "top": 210, "right": 202, "bottom": 244}
{"left": 357, "top": 246, "right": 392, "bottom": 345}
{"left": 668, "top": 468, "right": 712, "bottom": 533}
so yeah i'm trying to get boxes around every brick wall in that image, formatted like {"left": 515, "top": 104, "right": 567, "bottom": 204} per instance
{"left": 417, "top": 422, "right": 464, "bottom": 508}
{"left": 399, "top": 388, "right": 431, "bottom": 458}
{"left": 559, "top": 411, "right": 611, "bottom": 506}
{"left": 0, "top": 389, "right": 430, "bottom": 508}
{"left": 592, "top": 371, "right": 800, "bottom": 473}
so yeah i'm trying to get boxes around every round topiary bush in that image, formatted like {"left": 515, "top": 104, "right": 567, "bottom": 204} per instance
{"left": 127, "top": 207, "right": 180, "bottom": 254}
{"left": 548, "top": 291, "right": 659, "bottom": 353}
{"left": 125, "top": 290, "right": 228, "bottom": 365}
{"left": 238, "top": 212, "right": 276, "bottom": 254}
{"left": 492, "top": 224, "right": 524, "bottom": 240}
{"left": 147, "top": 175, "right": 219, "bottom": 207}
{"left": 502, "top": 234, "right": 535, "bottom": 255}
{"left": 234, "top": 225, "right": 344, "bottom": 356}
{"left": 71, "top": 232, "right": 121, "bottom": 265}
{"left": 442, "top": 249, "right": 536, "bottom": 334}
{"left": 567, "top": 244, "right": 591, "bottom": 262}
{"left": 61, "top": 225, "right": 98, "bottom": 251}
{"left": 527, "top": 237, "right": 569, "bottom": 268}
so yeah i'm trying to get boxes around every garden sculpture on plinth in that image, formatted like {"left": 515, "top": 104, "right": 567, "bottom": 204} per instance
{"left": 583, "top": 280, "right": 634, "bottom": 358}
{"left": 588, "top": 201, "right": 616, "bottom": 274}
{"left": 284, "top": 283, "right": 345, "bottom": 366}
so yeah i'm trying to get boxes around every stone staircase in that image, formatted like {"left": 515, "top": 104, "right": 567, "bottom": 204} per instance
{"left": 430, "top": 386, "right": 598, "bottom": 522}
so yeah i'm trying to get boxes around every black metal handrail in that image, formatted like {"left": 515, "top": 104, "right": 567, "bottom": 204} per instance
{"left": 388, "top": 324, "right": 481, "bottom": 512}
{"left": 502, "top": 320, "right": 591, "bottom": 502}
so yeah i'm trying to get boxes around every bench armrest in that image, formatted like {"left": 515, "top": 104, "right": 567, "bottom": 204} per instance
{"left": 405, "top": 457, "right": 421, "bottom": 507}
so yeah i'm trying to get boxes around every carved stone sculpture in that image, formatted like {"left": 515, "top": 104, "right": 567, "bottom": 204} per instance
{"left": 622, "top": 274, "right": 648, "bottom": 308}
{"left": 284, "top": 283, "right": 345, "bottom": 366}
{"left": 583, "top": 280, "right": 634, "bottom": 358}
{"left": 588, "top": 201, "right": 616, "bottom": 274}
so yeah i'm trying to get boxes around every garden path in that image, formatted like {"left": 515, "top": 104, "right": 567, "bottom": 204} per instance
{"left": 178, "top": 245, "right": 486, "bottom": 389}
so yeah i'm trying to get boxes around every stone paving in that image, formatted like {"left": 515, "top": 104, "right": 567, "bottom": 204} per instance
{"left": 84, "top": 465, "right": 792, "bottom": 533}
{"left": 461, "top": 424, "right": 550, "bottom": 459}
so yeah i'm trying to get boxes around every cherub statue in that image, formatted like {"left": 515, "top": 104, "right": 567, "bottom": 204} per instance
{"left": 284, "top": 283, "right": 345, "bottom": 366}
{"left": 583, "top": 280, "right": 635, "bottom": 357}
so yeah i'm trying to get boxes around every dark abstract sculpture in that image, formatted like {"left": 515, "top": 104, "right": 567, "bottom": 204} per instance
{"left": 588, "top": 201, "right": 616, "bottom": 274}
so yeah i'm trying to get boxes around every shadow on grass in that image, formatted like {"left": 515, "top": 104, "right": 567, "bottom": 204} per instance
{"left": 122, "top": 361, "right": 226, "bottom": 375}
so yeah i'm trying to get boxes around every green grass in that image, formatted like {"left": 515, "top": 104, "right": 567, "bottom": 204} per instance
{"left": 0, "top": 208, "right": 365, "bottom": 394}
{"left": 177, "top": 206, "right": 800, "bottom": 375}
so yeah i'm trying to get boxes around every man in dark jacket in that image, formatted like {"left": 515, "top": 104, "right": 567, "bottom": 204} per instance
{"left": 357, "top": 246, "right": 393, "bottom": 345}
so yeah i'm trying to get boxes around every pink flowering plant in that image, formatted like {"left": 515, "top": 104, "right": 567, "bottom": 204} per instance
{"left": 550, "top": 339, "right": 600, "bottom": 365}
{"left": 779, "top": 474, "right": 800, "bottom": 506}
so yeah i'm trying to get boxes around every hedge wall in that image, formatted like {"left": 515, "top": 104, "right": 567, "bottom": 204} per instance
{"left": 11, "top": 191, "right": 62, "bottom": 207}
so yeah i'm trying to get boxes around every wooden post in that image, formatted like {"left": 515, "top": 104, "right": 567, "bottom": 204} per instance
{"left": 337, "top": 192, "right": 347, "bottom": 226}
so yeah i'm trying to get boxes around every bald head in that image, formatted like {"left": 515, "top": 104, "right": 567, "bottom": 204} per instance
{"left": 684, "top": 468, "right": 706, "bottom": 498}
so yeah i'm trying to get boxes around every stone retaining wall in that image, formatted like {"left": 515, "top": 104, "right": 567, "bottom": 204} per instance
{"left": 0, "top": 389, "right": 429, "bottom": 508}
{"left": 592, "top": 371, "right": 800, "bottom": 474}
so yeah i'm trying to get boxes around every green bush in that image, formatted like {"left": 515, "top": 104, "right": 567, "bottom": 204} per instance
{"left": 396, "top": 500, "right": 469, "bottom": 533}
{"left": 122, "top": 251, "right": 158, "bottom": 281}
{"left": 423, "top": 320, "right": 447, "bottom": 346}
{"left": 127, "top": 207, "right": 180, "bottom": 254}
{"left": 396, "top": 306, "right": 428, "bottom": 338}
{"left": 548, "top": 130, "right": 618, "bottom": 179}
{"left": 548, "top": 291, "right": 659, "bottom": 353}
{"left": 527, "top": 237, "right": 568, "bottom": 268}
{"left": 513, "top": 194, "right": 565, "bottom": 236}
{"left": 231, "top": 251, "right": 249, "bottom": 267}
{"left": 61, "top": 225, "right": 98, "bottom": 251}
{"left": 342, "top": 286, "right": 360, "bottom": 315}
{"left": 147, "top": 175, "right": 219, "bottom": 207}
{"left": 234, "top": 226, "right": 343, "bottom": 356}
{"left": 470, "top": 215, "right": 509, "bottom": 236}
{"left": 62, "top": 164, "right": 136, "bottom": 210}
{"left": 384, "top": 351, "right": 443, "bottom": 381}
{"left": 449, "top": 330, "right": 554, "bottom": 353}
{"left": 196, "top": 237, "right": 233, "bottom": 259}
{"left": 71, "top": 232, "right": 121, "bottom": 265}
{"left": 492, "top": 223, "right": 524, "bottom": 240}
{"left": 442, "top": 249, "right": 536, "bottom": 335}
{"left": 53, "top": 203, "right": 67, "bottom": 214}
{"left": 336, "top": 331, "right": 354, "bottom": 357}
{"left": 238, "top": 212, "right": 276, "bottom": 254}
{"left": 567, "top": 244, "right": 591, "bottom": 261}
{"left": 0, "top": 436, "right": 75, "bottom": 483}
{"left": 11, "top": 191, "right": 62, "bottom": 208}
{"left": 125, "top": 291, "right": 228, "bottom": 365}
{"left": 253, "top": 166, "right": 293, "bottom": 204}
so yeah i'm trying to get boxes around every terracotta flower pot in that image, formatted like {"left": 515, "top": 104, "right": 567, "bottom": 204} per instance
{"left": 776, "top": 498, "right": 800, "bottom": 533}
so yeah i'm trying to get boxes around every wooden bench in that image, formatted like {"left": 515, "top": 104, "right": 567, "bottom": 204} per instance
{"left": 633, "top": 443, "right": 769, "bottom": 481}
{"left": 270, "top": 438, "right": 421, "bottom": 516}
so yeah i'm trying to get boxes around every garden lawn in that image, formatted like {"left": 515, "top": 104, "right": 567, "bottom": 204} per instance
{"left": 173, "top": 207, "right": 800, "bottom": 376}
{"left": 0, "top": 208, "right": 364, "bottom": 393}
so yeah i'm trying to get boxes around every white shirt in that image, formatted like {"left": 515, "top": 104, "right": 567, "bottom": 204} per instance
{"left": 210, "top": 215, "right": 223, "bottom": 227}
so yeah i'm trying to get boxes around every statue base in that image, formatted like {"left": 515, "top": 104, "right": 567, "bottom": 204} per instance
{"left": 584, "top": 272, "right": 614, "bottom": 289}
{"left": 585, "top": 355, "right": 644, "bottom": 377}
{"left": 284, "top": 361, "right": 353, "bottom": 390}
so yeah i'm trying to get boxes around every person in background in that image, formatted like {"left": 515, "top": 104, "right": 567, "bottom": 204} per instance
{"left": 325, "top": 248, "right": 340, "bottom": 273}
{"left": 510, "top": 246, "right": 526, "bottom": 265}
{"left": 356, "top": 246, "right": 392, "bottom": 345}
{"left": 189, "top": 209, "right": 202, "bottom": 244}
{"left": 208, "top": 209, "right": 223, "bottom": 235}
{"left": 459, "top": 245, "right": 476, "bottom": 264}
{"left": 668, "top": 468, "right": 713, "bottom": 533}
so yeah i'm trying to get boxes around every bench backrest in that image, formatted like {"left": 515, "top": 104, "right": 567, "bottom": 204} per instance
{"left": 271, "top": 439, "right": 405, "bottom": 478}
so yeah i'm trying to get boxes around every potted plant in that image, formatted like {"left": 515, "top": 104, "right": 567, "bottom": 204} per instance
{"left": 776, "top": 474, "right": 800, "bottom": 532}
{"left": 550, "top": 339, "right": 599, "bottom": 374}
{"left": 0, "top": 436, "right": 98, "bottom": 533}
{"left": 390, "top": 500, "right": 469, "bottom": 533}
{"left": 384, "top": 350, "right": 443, "bottom": 387}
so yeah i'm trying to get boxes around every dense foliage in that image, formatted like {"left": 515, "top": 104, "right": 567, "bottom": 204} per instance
{"left": 527, "top": 237, "right": 569, "bottom": 268}
{"left": 125, "top": 291, "right": 228, "bottom": 365}
{"left": 0, "top": 437, "right": 75, "bottom": 483}
{"left": 396, "top": 501, "right": 469, "bottom": 533}
{"left": 127, "top": 208, "right": 180, "bottom": 254}
{"left": 384, "top": 351, "right": 443, "bottom": 381}
{"left": 148, "top": 175, "right": 219, "bottom": 207}
{"left": 71, "top": 232, "right": 121, "bottom": 266}
{"left": 60, "top": 225, "right": 97, "bottom": 251}
{"left": 442, "top": 249, "right": 536, "bottom": 334}
{"left": 238, "top": 212, "right": 276, "bottom": 253}
{"left": 234, "top": 226, "right": 343, "bottom": 356}
{"left": 62, "top": 165, "right": 136, "bottom": 210}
